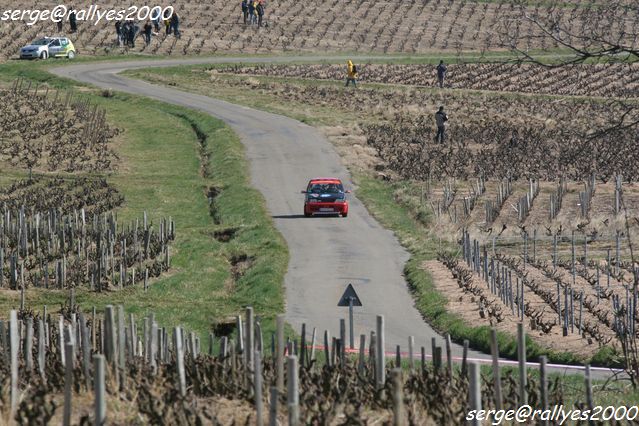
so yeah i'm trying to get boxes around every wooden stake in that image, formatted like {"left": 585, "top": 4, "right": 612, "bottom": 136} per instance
{"left": 287, "top": 355, "right": 299, "bottom": 426}
{"left": 517, "top": 322, "right": 527, "bottom": 405}
{"left": 468, "top": 362, "right": 481, "bottom": 426}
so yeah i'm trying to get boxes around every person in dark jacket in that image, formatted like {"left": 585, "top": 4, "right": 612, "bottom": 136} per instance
{"left": 436, "top": 60, "right": 447, "bottom": 88}
{"left": 125, "top": 22, "right": 139, "bottom": 47}
{"left": 248, "top": 1, "right": 255, "bottom": 25}
{"left": 170, "top": 12, "right": 180, "bottom": 38}
{"left": 434, "top": 106, "right": 448, "bottom": 143}
{"left": 121, "top": 22, "right": 130, "bottom": 45}
{"left": 241, "top": 0, "right": 249, "bottom": 24}
{"left": 115, "top": 20, "right": 123, "bottom": 46}
{"left": 256, "top": 2, "right": 265, "bottom": 27}
{"left": 143, "top": 20, "right": 153, "bottom": 46}
{"left": 69, "top": 11, "right": 77, "bottom": 33}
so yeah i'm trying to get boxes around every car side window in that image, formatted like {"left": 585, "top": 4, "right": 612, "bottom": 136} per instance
{"left": 49, "top": 40, "right": 60, "bottom": 46}
{"left": 61, "top": 39, "right": 68, "bottom": 46}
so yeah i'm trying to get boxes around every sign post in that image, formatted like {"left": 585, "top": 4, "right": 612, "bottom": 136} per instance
{"left": 338, "top": 283, "right": 362, "bottom": 350}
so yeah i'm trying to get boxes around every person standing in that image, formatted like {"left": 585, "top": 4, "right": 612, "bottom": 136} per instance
{"left": 115, "top": 20, "right": 123, "bottom": 46}
{"left": 252, "top": 1, "right": 259, "bottom": 25}
{"left": 256, "top": 1, "right": 265, "bottom": 27}
{"left": 242, "top": 0, "right": 249, "bottom": 24}
{"left": 153, "top": 14, "right": 160, "bottom": 32}
{"left": 248, "top": 1, "right": 255, "bottom": 25}
{"left": 164, "top": 10, "right": 172, "bottom": 35}
{"left": 69, "top": 10, "right": 77, "bottom": 33}
{"left": 143, "top": 20, "right": 153, "bottom": 46}
{"left": 346, "top": 60, "right": 358, "bottom": 87}
{"left": 436, "top": 60, "right": 447, "bottom": 88}
{"left": 171, "top": 12, "right": 180, "bottom": 38}
{"left": 434, "top": 106, "right": 448, "bottom": 143}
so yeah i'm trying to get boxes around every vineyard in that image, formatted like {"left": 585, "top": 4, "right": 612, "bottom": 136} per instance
{"left": 211, "top": 62, "right": 639, "bottom": 99}
{"left": 0, "top": 304, "right": 609, "bottom": 424}
{"left": 0, "top": 81, "right": 175, "bottom": 296}
{"left": 128, "top": 59, "right": 639, "bottom": 368}
{"left": 201, "top": 67, "right": 639, "bottom": 182}
{"left": 0, "top": 0, "right": 635, "bottom": 60}
{"left": 0, "top": 79, "right": 118, "bottom": 174}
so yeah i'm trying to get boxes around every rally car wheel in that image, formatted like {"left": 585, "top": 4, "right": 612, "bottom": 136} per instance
{"left": 39, "top": 51, "right": 48, "bottom": 59}
{"left": 67, "top": 50, "right": 76, "bottom": 59}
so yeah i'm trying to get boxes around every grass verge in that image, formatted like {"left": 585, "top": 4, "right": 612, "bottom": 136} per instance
{"left": 0, "top": 63, "right": 288, "bottom": 341}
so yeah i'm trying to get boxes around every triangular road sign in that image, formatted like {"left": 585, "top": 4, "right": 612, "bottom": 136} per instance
{"left": 337, "top": 283, "right": 363, "bottom": 307}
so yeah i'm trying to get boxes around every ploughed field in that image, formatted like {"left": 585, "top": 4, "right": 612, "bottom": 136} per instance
{"left": 0, "top": 0, "right": 635, "bottom": 59}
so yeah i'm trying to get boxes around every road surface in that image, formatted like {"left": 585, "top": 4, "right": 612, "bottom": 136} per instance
{"left": 51, "top": 57, "right": 626, "bottom": 376}
{"left": 53, "top": 56, "right": 475, "bottom": 356}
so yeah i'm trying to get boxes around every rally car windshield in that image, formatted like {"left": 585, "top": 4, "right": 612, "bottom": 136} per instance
{"left": 309, "top": 183, "right": 343, "bottom": 194}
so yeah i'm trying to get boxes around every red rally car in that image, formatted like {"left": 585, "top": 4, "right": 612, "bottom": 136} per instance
{"left": 302, "top": 178, "right": 350, "bottom": 217}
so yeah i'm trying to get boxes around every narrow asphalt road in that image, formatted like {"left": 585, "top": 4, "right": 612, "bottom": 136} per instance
{"left": 52, "top": 57, "right": 479, "bottom": 357}
{"left": 49, "top": 56, "right": 625, "bottom": 376}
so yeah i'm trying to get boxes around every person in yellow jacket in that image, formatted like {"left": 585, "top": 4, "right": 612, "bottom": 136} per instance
{"left": 346, "top": 60, "right": 358, "bottom": 87}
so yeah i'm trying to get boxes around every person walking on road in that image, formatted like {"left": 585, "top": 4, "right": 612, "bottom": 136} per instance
{"left": 434, "top": 106, "right": 448, "bottom": 143}
{"left": 346, "top": 60, "right": 358, "bottom": 87}
{"left": 436, "top": 60, "right": 447, "bottom": 88}
{"left": 241, "top": 0, "right": 249, "bottom": 24}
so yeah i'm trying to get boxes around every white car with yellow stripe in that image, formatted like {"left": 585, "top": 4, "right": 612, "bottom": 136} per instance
{"left": 20, "top": 37, "right": 76, "bottom": 60}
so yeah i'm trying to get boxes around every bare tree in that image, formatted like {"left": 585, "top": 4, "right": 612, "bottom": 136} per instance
{"left": 500, "top": 1, "right": 639, "bottom": 66}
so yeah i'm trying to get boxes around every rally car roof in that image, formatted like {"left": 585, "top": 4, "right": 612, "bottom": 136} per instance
{"left": 309, "top": 177, "right": 342, "bottom": 183}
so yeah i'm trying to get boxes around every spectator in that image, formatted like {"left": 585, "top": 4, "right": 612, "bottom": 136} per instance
{"left": 346, "top": 60, "right": 357, "bottom": 87}
{"left": 248, "top": 1, "right": 255, "bottom": 25}
{"left": 153, "top": 14, "right": 160, "bottom": 32}
{"left": 436, "top": 60, "right": 447, "bottom": 88}
{"left": 164, "top": 10, "right": 172, "bottom": 35}
{"left": 124, "top": 22, "right": 139, "bottom": 47}
{"left": 256, "top": 1, "right": 265, "bottom": 27}
{"left": 242, "top": 0, "right": 249, "bottom": 24}
{"left": 69, "top": 10, "right": 77, "bottom": 33}
{"left": 56, "top": 19, "right": 63, "bottom": 33}
{"left": 121, "top": 22, "right": 130, "bottom": 45}
{"left": 434, "top": 106, "right": 448, "bottom": 143}
{"left": 144, "top": 20, "right": 153, "bottom": 46}
{"left": 170, "top": 12, "right": 180, "bottom": 38}
{"left": 115, "top": 20, "right": 123, "bottom": 46}
{"left": 252, "top": 1, "right": 259, "bottom": 25}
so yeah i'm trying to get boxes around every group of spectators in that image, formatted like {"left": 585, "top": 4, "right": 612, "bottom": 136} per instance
{"left": 241, "top": 0, "right": 267, "bottom": 27}
{"left": 344, "top": 59, "right": 450, "bottom": 143}
{"left": 115, "top": 11, "right": 180, "bottom": 48}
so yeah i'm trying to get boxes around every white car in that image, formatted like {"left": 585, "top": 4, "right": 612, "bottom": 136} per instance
{"left": 20, "top": 37, "right": 76, "bottom": 60}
